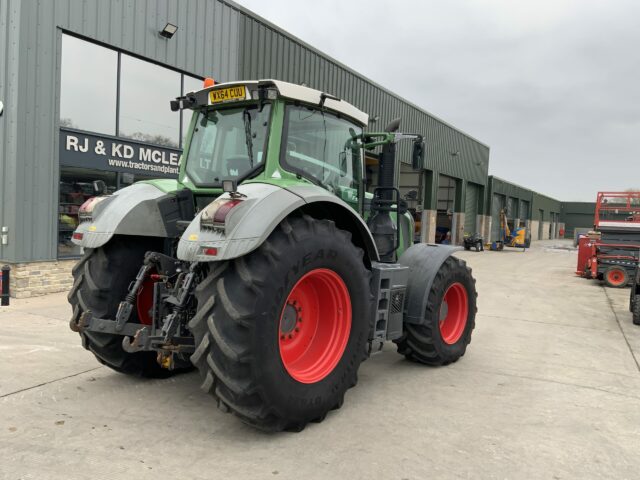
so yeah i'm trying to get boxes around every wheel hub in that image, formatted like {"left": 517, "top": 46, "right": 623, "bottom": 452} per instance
{"left": 280, "top": 303, "right": 300, "bottom": 336}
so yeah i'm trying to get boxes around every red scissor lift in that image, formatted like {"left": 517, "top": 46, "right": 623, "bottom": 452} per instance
{"left": 576, "top": 191, "right": 640, "bottom": 287}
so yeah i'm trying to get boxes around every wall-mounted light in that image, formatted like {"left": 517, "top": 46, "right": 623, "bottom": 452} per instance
{"left": 0, "top": 100, "right": 4, "bottom": 117}
{"left": 450, "top": 151, "right": 460, "bottom": 157}
{"left": 369, "top": 115, "right": 380, "bottom": 124}
{"left": 159, "top": 23, "right": 178, "bottom": 39}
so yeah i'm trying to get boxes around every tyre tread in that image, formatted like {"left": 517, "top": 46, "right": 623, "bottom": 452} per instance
{"left": 190, "top": 214, "right": 369, "bottom": 431}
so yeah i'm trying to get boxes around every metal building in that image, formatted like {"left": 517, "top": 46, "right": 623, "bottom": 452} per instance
{"left": 0, "top": 0, "right": 492, "bottom": 297}
{"left": 485, "top": 176, "right": 564, "bottom": 242}
{"left": 1, "top": 0, "right": 569, "bottom": 298}
{"left": 560, "top": 202, "right": 596, "bottom": 237}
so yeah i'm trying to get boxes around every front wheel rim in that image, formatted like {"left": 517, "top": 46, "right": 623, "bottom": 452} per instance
{"left": 439, "top": 282, "right": 469, "bottom": 345}
{"left": 278, "top": 268, "right": 352, "bottom": 384}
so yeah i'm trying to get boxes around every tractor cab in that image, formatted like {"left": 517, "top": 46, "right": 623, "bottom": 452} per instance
{"left": 174, "top": 79, "right": 369, "bottom": 213}
{"left": 174, "top": 79, "right": 425, "bottom": 262}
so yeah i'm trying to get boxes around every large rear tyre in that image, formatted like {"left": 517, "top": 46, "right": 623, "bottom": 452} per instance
{"left": 189, "top": 215, "right": 371, "bottom": 431}
{"left": 68, "top": 236, "right": 180, "bottom": 378}
{"left": 603, "top": 266, "right": 628, "bottom": 288}
{"left": 394, "top": 256, "right": 476, "bottom": 365}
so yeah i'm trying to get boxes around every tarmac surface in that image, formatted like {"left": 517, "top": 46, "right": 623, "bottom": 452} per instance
{"left": 1, "top": 239, "right": 639, "bottom": 479}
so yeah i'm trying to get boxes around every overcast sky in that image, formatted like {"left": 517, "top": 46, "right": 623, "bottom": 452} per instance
{"left": 236, "top": 0, "right": 639, "bottom": 201}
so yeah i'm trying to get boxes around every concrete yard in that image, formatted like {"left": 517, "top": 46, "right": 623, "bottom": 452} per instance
{"left": 1, "top": 240, "right": 639, "bottom": 479}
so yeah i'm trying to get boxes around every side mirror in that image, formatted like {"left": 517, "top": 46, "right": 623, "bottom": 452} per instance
{"left": 384, "top": 117, "right": 401, "bottom": 132}
{"left": 93, "top": 180, "right": 108, "bottom": 195}
{"left": 412, "top": 139, "right": 425, "bottom": 170}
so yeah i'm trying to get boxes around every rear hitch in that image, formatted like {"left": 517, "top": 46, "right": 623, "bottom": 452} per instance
{"left": 114, "top": 251, "right": 182, "bottom": 331}
{"left": 121, "top": 327, "right": 151, "bottom": 353}
{"left": 71, "top": 250, "right": 198, "bottom": 370}
{"left": 120, "top": 262, "right": 202, "bottom": 369}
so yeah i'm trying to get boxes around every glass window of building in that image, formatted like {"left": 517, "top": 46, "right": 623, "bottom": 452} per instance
{"left": 183, "top": 75, "right": 203, "bottom": 95}
{"left": 119, "top": 55, "right": 181, "bottom": 148}
{"left": 182, "top": 75, "right": 204, "bottom": 145}
{"left": 58, "top": 167, "right": 117, "bottom": 257}
{"left": 60, "top": 35, "right": 118, "bottom": 134}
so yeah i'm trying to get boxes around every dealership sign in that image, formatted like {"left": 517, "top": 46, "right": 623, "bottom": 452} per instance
{"left": 59, "top": 128, "right": 181, "bottom": 178}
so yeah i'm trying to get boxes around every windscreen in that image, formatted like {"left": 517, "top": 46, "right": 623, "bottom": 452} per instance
{"left": 184, "top": 104, "right": 271, "bottom": 186}
{"left": 281, "top": 105, "right": 363, "bottom": 207}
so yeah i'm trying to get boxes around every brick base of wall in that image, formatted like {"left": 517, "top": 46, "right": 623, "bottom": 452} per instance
{"left": 452, "top": 212, "right": 465, "bottom": 245}
{"left": 420, "top": 209, "right": 437, "bottom": 243}
{"left": 4, "top": 259, "right": 77, "bottom": 298}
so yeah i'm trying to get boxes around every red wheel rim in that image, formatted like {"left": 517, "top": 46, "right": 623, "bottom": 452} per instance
{"left": 439, "top": 282, "right": 469, "bottom": 345}
{"left": 278, "top": 268, "right": 352, "bottom": 384}
{"left": 136, "top": 277, "right": 156, "bottom": 325}
{"left": 607, "top": 269, "right": 625, "bottom": 286}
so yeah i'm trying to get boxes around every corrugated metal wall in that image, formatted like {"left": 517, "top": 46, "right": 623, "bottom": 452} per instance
{"left": 0, "top": 0, "right": 22, "bottom": 263}
{"left": 1, "top": 0, "right": 241, "bottom": 262}
{"left": 488, "top": 177, "right": 565, "bottom": 230}
{"left": 2, "top": 0, "right": 491, "bottom": 263}
{"left": 234, "top": 8, "right": 490, "bottom": 186}
{"left": 532, "top": 193, "right": 562, "bottom": 222}
{"left": 560, "top": 202, "right": 595, "bottom": 236}
{"left": 486, "top": 176, "right": 534, "bottom": 218}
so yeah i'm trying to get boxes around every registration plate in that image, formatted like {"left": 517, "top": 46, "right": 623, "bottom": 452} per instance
{"left": 209, "top": 85, "right": 247, "bottom": 104}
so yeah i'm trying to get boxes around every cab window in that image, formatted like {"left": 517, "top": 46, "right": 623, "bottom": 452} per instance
{"left": 280, "top": 105, "right": 363, "bottom": 208}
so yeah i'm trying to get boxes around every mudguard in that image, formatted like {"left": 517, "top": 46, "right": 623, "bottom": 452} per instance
{"left": 398, "top": 243, "right": 462, "bottom": 325}
{"left": 177, "top": 183, "right": 379, "bottom": 263}
{"left": 71, "top": 183, "right": 180, "bottom": 249}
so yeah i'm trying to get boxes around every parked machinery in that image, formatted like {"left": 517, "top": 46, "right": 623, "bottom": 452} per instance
{"left": 490, "top": 208, "right": 529, "bottom": 251}
{"left": 577, "top": 192, "right": 640, "bottom": 287}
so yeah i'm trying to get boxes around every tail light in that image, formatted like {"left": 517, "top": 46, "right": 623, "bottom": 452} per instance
{"left": 78, "top": 196, "right": 108, "bottom": 222}
{"left": 200, "top": 198, "right": 243, "bottom": 230}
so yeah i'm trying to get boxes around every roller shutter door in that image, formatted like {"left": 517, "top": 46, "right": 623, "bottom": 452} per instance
{"left": 464, "top": 183, "right": 479, "bottom": 234}
{"left": 519, "top": 200, "right": 529, "bottom": 220}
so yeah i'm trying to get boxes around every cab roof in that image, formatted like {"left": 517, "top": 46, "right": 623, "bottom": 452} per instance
{"left": 193, "top": 79, "right": 369, "bottom": 127}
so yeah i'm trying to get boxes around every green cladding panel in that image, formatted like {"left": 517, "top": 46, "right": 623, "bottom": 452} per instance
{"left": 561, "top": 202, "right": 596, "bottom": 236}
{"left": 532, "top": 193, "right": 562, "bottom": 222}
{"left": 2, "top": 0, "right": 493, "bottom": 263}
{"left": 235, "top": 9, "right": 490, "bottom": 186}
{"left": 486, "top": 176, "right": 534, "bottom": 218}
{"left": 0, "top": 0, "right": 242, "bottom": 262}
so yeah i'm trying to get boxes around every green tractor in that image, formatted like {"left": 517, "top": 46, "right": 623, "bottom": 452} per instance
{"left": 69, "top": 79, "right": 477, "bottom": 431}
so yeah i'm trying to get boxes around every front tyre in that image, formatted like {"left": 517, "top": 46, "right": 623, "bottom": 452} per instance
{"left": 394, "top": 256, "right": 477, "bottom": 365}
{"left": 189, "top": 215, "right": 371, "bottom": 431}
